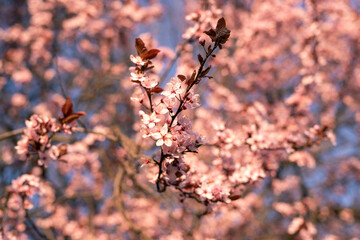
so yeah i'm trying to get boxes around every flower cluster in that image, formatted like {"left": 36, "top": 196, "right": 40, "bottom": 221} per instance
{"left": 130, "top": 39, "right": 203, "bottom": 156}
{"left": 15, "top": 114, "right": 60, "bottom": 165}
{"left": 130, "top": 18, "right": 231, "bottom": 200}
{"left": 2, "top": 0, "right": 360, "bottom": 239}
{"left": 15, "top": 98, "right": 85, "bottom": 166}
{"left": 7, "top": 174, "right": 41, "bottom": 210}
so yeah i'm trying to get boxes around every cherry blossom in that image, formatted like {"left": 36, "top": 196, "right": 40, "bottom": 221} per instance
{"left": 151, "top": 124, "right": 173, "bottom": 147}
{"left": 0, "top": 1, "right": 359, "bottom": 239}
{"left": 139, "top": 110, "right": 161, "bottom": 128}
{"left": 130, "top": 55, "right": 146, "bottom": 66}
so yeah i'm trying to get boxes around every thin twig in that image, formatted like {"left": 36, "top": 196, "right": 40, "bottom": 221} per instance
{"left": 0, "top": 128, "right": 25, "bottom": 141}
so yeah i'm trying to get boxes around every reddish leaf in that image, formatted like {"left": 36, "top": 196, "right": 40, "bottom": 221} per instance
{"left": 62, "top": 97, "right": 73, "bottom": 116}
{"left": 229, "top": 192, "right": 242, "bottom": 201}
{"left": 60, "top": 98, "right": 86, "bottom": 124}
{"left": 200, "top": 65, "right": 212, "bottom": 77}
{"left": 216, "top": 17, "right": 226, "bottom": 33}
{"left": 177, "top": 74, "right": 186, "bottom": 81}
{"left": 204, "top": 29, "right": 217, "bottom": 41}
{"left": 217, "top": 18, "right": 231, "bottom": 44}
{"left": 76, "top": 111, "right": 86, "bottom": 116}
{"left": 204, "top": 17, "right": 230, "bottom": 44}
{"left": 62, "top": 112, "right": 86, "bottom": 124}
{"left": 151, "top": 87, "right": 163, "bottom": 93}
{"left": 141, "top": 49, "right": 160, "bottom": 60}
{"left": 135, "top": 38, "right": 147, "bottom": 56}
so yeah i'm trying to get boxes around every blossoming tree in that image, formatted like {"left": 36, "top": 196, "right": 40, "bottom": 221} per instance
{"left": 0, "top": 0, "right": 359, "bottom": 239}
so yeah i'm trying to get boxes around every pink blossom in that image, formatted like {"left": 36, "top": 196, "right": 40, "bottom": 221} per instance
{"left": 130, "top": 72, "right": 146, "bottom": 82}
{"left": 130, "top": 55, "right": 146, "bottom": 66}
{"left": 139, "top": 110, "right": 161, "bottom": 128}
{"left": 11, "top": 93, "right": 28, "bottom": 107}
{"left": 15, "top": 136, "right": 29, "bottom": 160}
{"left": 183, "top": 92, "right": 200, "bottom": 109}
{"left": 162, "top": 78, "right": 184, "bottom": 98}
{"left": 11, "top": 68, "right": 32, "bottom": 84}
{"left": 288, "top": 217, "right": 305, "bottom": 234}
{"left": 151, "top": 124, "right": 173, "bottom": 147}
{"left": 140, "top": 78, "right": 158, "bottom": 89}
{"left": 8, "top": 174, "right": 40, "bottom": 210}
{"left": 153, "top": 102, "right": 169, "bottom": 115}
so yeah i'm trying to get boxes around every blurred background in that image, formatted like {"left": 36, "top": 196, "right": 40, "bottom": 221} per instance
{"left": 1, "top": 0, "right": 360, "bottom": 239}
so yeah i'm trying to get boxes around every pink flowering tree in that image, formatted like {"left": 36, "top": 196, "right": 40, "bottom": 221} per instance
{"left": 0, "top": 0, "right": 360, "bottom": 239}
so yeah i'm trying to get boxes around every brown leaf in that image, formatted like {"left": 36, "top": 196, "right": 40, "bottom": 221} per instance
{"left": 216, "top": 17, "right": 226, "bottom": 33}
{"left": 60, "top": 98, "right": 86, "bottom": 124}
{"left": 229, "top": 192, "right": 242, "bottom": 201}
{"left": 204, "top": 17, "right": 231, "bottom": 44}
{"left": 62, "top": 112, "right": 86, "bottom": 124}
{"left": 62, "top": 97, "right": 73, "bottom": 117}
{"left": 141, "top": 49, "right": 160, "bottom": 60}
{"left": 204, "top": 29, "right": 217, "bottom": 42}
{"left": 200, "top": 65, "right": 212, "bottom": 77}
{"left": 151, "top": 87, "right": 163, "bottom": 93}
{"left": 217, "top": 28, "right": 231, "bottom": 44}
{"left": 177, "top": 74, "right": 186, "bottom": 81}
{"left": 135, "top": 38, "right": 147, "bottom": 56}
